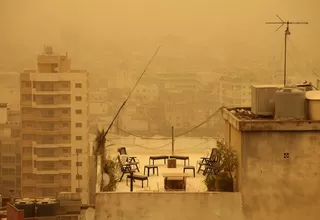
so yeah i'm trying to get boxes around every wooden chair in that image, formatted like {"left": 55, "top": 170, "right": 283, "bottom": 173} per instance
{"left": 117, "top": 147, "right": 140, "bottom": 172}
{"left": 117, "top": 155, "right": 136, "bottom": 181}
{"left": 197, "top": 148, "right": 218, "bottom": 174}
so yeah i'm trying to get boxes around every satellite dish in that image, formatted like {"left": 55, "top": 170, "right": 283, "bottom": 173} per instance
{"left": 85, "top": 207, "right": 95, "bottom": 220}
{"left": 103, "top": 173, "right": 110, "bottom": 186}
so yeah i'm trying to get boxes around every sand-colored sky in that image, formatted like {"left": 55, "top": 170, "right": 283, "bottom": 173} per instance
{"left": 0, "top": 0, "right": 319, "bottom": 71}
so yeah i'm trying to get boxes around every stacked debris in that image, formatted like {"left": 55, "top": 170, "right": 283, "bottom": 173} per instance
{"left": 56, "top": 192, "right": 81, "bottom": 215}
{"left": 229, "top": 108, "right": 273, "bottom": 120}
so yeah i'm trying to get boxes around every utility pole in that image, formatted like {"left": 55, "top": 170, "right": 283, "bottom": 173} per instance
{"left": 266, "top": 15, "right": 308, "bottom": 86}
{"left": 171, "top": 126, "right": 175, "bottom": 156}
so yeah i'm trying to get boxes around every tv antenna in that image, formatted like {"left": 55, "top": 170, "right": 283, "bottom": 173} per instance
{"left": 266, "top": 15, "right": 308, "bottom": 86}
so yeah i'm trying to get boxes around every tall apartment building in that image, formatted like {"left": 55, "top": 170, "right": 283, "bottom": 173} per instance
{"left": 219, "top": 75, "right": 255, "bottom": 107}
{"left": 20, "top": 46, "right": 89, "bottom": 203}
{"left": 0, "top": 104, "right": 21, "bottom": 197}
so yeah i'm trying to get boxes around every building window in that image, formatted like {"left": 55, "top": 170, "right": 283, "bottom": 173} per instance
{"left": 76, "top": 136, "right": 82, "bottom": 140}
{"left": 76, "top": 174, "right": 82, "bottom": 180}
{"left": 75, "top": 83, "right": 82, "bottom": 88}
{"left": 22, "top": 160, "right": 32, "bottom": 166}
{"left": 76, "top": 123, "right": 82, "bottom": 128}
{"left": 75, "top": 96, "right": 82, "bottom": 101}
{"left": 62, "top": 174, "right": 71, "bottom": 179}
{"left": 62, "top": 109, "right": 68, "bottom": 114}
{"left": 62, "top": 95, "right": 69, "bottom": 101}
{"left": 62, "top": 148, "right": 70, "bottom": 154}
{"left": 76, "top": 162, "right": 82, "bottom": 167}
{"left": 76, "top": 149, "right": 82, "bottom": 154}
{"left": 76, "top": 188, "right": 82, "bottom": 193}
{"left": 62, "top": 161, "right": 70, "bottom": 166}
{"left": 62, "top": 123, "right": 68, "bottom": 127}
{"left": 23, "top": 147, "right": 32, "bottom": 153}
{"left": 75, "top": 109, "right": 82, "bottom": 114}
{"left": 62, "top": 136, "right": 69, "bottom": 140}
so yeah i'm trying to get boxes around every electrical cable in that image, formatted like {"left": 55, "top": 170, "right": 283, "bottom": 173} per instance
{"left": 116, "top": 128, "right": 171, "bottom": 140}
{"left": 175, "top": 107, "right": 223, "bottom": 138}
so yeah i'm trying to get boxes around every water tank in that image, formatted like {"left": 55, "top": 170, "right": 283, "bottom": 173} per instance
{"left": 44, "top": 46, "right": 53, "bottom": 54}
{"left": 15, "top": 199, "right": 35, "bottom": 218}
{"left": 306, "top": 91, "right": 320, "bottom": 120}
{"left": 36, "top": 199, "right": 57, "bottom": 217}
{"left": 275, "top": 87, "right": 306, "bottom": 120}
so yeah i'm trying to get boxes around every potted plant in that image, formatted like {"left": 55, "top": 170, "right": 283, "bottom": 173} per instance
{"left": 102, "top": 157, "right": 120, "bottom": 191}
{"left": 204, "top": 140, "right": 238, "bottom": 192}
{"left": 94, "top": 128, "right": 120, "bottom": 192}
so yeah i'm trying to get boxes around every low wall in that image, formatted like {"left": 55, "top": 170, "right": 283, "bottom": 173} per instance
{"left": 95, "top": 192, "right": 244, "bottom": 220}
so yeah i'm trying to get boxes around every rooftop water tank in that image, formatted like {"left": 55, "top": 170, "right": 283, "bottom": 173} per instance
{"left": 275, "top": 87, "right": 306, "bottom": 120}
{"left": 36, "top": 198, "right": 57, "bottom": 217}
{"left": 15, "top": 199, "right": 35, "bottom": 218}
{"left": 306, "top": 91, "right": 320, "bottom": 120}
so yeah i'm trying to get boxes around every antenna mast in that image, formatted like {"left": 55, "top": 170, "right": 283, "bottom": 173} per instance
{"left": 266, "top": 15, "right": 308, "bottom": 86}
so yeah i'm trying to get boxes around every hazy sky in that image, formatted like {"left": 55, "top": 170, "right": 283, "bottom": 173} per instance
{"left": 1, "top": 0, "right": 319, "bottom": 70}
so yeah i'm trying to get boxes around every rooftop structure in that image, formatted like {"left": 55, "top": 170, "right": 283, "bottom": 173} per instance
{"left": 222, "top": 105, "right": 320, "bottom": 220}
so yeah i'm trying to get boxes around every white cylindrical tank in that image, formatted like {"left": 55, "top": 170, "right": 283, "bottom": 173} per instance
{"left": 306, "top": 91, "right": 320, "bottom": 120}
{"left": 275, "top": 87, "right": 306, "bottom": 120}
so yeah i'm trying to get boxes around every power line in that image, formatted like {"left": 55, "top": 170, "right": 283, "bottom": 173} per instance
{"left": 117, "top": 107, "right": 223, "bottom": 140}
{"left": 117, "top": 128, "right": 171, "bottom": 140}
{"left": 175, "top": 107, "right": 223, "bottom": 138}
{"left": 103, "top": 45, "right": 162, "bottom": 138}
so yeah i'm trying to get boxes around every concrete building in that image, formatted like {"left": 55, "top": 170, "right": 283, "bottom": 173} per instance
{"left": 0, "top": 72, "right": 20, "bottom": 110}
{"left": 0, "top": 104, "right": 21, "bottom": 197}
{"left": 155, "top": 72, "right": 203, "bottom": 92}
{"left": 134, "top": 83, "right": 159, "bottom": 101}
{"left": 219, "top": 75, "right": 254, "bottom": 107}
{"left": 222, "top": 107, "right": 320, "bottom": 220}
{"left": 20, "top": 46, "right": 89, "bottom": 203}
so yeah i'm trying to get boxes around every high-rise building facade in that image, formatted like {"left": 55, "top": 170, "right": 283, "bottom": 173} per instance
{"left": 20, "top": 46, "right": 89, "bottom": 203}
{"left": 0, "top": 104, "right": 21, "bottom": 197}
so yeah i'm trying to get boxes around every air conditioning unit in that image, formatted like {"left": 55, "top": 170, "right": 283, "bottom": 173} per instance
{"left": 251, "top": 84, "right": 284, "bottom": 116}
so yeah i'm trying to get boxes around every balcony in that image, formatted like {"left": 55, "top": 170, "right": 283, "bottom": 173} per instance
{"left": 36, "top": 128, "right": 71, "bottom": 135}
{"left": 34, "top": 154, "right": 68, "bottom": 161}
{"left": 34, "top": 89, "right": 71, "bottom": 95}
{"left": 33, "top": 143, "right": 71, "bottom": 148}
{"left": 34, "top": 168, "right": 60, "bottom": 175}
{"left": 21, "top": 87, "right": 34, "bottom": 94}
{"left": 21, "top": 101, "right": 35, "bottom": 107}
{"left": 22, "top": 166, "right": 33, "bottom": 173}
{"left": 22, "top": 179, "right": 35, "bottom": 186}
{"left": 21, "top": 140, "right": 33, "bottom": 146}
{"left": 36, "top": 182, "right": 60, "bottom": 188}
{"left": 22, "top": 114, "right": 71, "bottom": 121}
{"left": 34, "top": 103, "right": 70, "bottom": 108}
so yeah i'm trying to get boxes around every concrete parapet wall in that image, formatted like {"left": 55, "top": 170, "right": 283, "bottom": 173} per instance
{"left": 95, "top": 192, "right": 244, "bottom": 220}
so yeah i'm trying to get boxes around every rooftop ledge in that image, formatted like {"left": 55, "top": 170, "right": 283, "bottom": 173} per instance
{"left": 222, "top": 107, "right": 320, "bottom": 132}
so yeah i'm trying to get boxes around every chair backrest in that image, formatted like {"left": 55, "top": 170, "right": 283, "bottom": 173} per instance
{"left": 117, "top": 147, "right": 127, "bottom": 155}
{"left": 209, "top": 148, "right": 217, "bottom": 160}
